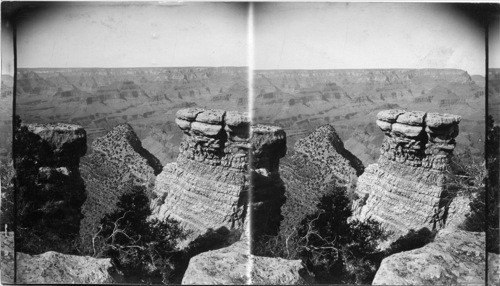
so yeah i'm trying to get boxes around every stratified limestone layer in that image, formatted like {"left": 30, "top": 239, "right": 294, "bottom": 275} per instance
{"left": 151, "top": 108, "right": 286, "bottom": 239}
{"left": 354, "top": 110, "right": 461, "bottom": 235}
{"left": 373, "top": 229, "right": 498, "bottom": 285}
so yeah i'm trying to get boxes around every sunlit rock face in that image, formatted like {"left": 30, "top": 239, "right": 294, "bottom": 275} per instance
{"left": 16, "top": 251, "right": 117, "bottom": 284}
{"left": 373, "top": 229, "right": 499, "bottom": 285}
{"left": 151, "top": 108, "right": 286, "bottom": 240}
{"left": 353, "top": 110, "right": 463, "bottom": 235}
{"left": 79, "top": 123, "right": 162, "bottom": 250}
{"left": 279, "top": 124, "right": 364, "bottom": 237}
{"left": 181, "top": 240, "right": 307, "bottom": 285}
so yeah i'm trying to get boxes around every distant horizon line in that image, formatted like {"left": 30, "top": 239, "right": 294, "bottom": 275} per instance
{"left": 9, "top": 67, "right": 494, "bottom": 74}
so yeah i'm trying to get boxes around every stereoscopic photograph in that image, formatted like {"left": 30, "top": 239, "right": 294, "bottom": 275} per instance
{"left": 0, "top": 1, "right": 499, "bottom": 285}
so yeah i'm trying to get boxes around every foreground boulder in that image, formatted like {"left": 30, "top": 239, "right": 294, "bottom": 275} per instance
{"left": 16, "top": 251, "right": 117, "bottom": 284}
{"left": 2, "top": 231, "right": 117, "bottom": 284}
{"left": 151, "top": 108, "right": 286, "bottom": 241}
{"left": 373, "top": 229, "right": 498, "bottom": 285}
{"left": 181, "top": 240, "right": 306, "bottom": 285}
{"left": 353, "top": 110, "right": 465, "bottom": 236}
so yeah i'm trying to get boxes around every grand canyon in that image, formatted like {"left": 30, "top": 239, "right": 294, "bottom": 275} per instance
{"left": 1, "top": 67, "right": 497, "bottom": 284}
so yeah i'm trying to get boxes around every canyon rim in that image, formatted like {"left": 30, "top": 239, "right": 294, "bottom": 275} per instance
{"left": 2, "top": 2, "right": 498, "bottom": 285}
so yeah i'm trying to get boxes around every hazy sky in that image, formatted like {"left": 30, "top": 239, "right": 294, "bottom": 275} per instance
{"left": 1, "top": 19, "right": 14, "bottom": 75}
{"left": 16, "top": 2, "right": 248, "bottom": 68}
{"left": 491, "top": 18, "right": 500, "bottom": 69}
{"left": 255, "top": 3, "right": 487, "bottom": 75}
{"left": 5, "top": 2, "right": 498, "bottom": 74}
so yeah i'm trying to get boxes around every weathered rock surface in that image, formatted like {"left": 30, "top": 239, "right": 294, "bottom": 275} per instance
{"left": 279, "top": 124, "right": 364, "bottom": 236}
{"left": 17, "top": 251, "right": 116, "bottom": 284}
{"left": 24, "top": 123, "right": 87, "bottom": 163}
{"left": 16, "top": 123, "right": 87, "bottom": 252}
{"left": 79, "top": 123, "right": 162, "bottom": 250}
{"left": 1, "top": 231, "right": 116, "bottom": 284}
{"left": 1, "top": 232, "right": 14, "bottom": 283}
{"left": 354, "top": 110, "right": 465, "bottom": 236}
{"left": 373, "top": 229, "right": 498, "bottom": 285}
{"left": 181, "top": 240, "right": 306, "bottom": 285}
{"left": 151, "top": 108, "right": 286, "bottom": 240}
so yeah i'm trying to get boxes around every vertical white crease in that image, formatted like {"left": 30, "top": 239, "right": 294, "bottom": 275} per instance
{"left": 246, "top": 2, "right": 254, "bottom": 285}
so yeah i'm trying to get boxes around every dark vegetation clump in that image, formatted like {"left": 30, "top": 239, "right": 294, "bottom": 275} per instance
{"left": 91, "top": 186, "right": 186, "bottom": 284}
{"left": 91, "top": 186, "right": 238, "bottom": 284}
{"left": 13, "top": 116, "right": 86, "bottom": 254}
{"left": 253, "top": 186, "right": 386, "bottom": 284}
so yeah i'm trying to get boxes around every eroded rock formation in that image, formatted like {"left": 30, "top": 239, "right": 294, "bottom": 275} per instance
{"left": 151, "top": 108, "right": 286, "bottom": 240}
{"left": 354, "top": 110, "right": 462, "bottom": 235}
{"left": 15, "top": 123, "right": 87, "bottom": 252}
{"left": 373, "top": 229, "right": 499, "bottom": 285}
{"left": 79, "top": 123, "right": 162, "bottom": 249}
{"left": 181, "top": 239, "right": 306, "bottom": 285}
{"left": 279, "top": 124, "right": 364, "bottom": 236}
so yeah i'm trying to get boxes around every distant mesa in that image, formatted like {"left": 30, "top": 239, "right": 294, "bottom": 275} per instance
{"left": 353, "top": 109, "right": 466, "bottom": 237}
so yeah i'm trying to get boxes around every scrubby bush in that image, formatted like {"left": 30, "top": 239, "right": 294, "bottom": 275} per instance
{"left": 254, "top": 186, "right": 386, "bottom": 284}
{"left": 92, "top": 186, "right": 187, "bottom": 284}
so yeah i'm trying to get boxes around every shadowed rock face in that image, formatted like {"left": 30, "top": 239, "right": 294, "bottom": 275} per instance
{"left": 373, "top": 229, "right": 499, "bottom": 285}
{"left": 353, "top": 110, "right": 462, "bottom": 236}
{"left": 15, "top": 123, "right": 87, "bottom": 253}
{"left": 151, "top": 108, "right": 286, "bottom": 240}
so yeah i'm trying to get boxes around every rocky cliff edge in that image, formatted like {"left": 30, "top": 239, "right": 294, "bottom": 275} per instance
{"left": 353, "top": 109, "right": 464, "bottom": 236}
{"left": 151, "top": 108, "right": 286, "bottom": 240}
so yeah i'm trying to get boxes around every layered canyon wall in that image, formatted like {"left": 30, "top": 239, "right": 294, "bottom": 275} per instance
{"left": 354, "top": 109, "right": 462, "bottom": 235}
{"left": 151, "top": 108, "right": 286, "bottom": 240}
